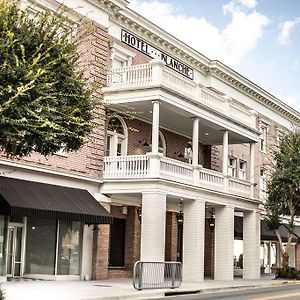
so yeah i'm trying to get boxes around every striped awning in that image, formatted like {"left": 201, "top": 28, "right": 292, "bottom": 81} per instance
{"left": 0, "top": 176, "right": 112, "bottom": 224}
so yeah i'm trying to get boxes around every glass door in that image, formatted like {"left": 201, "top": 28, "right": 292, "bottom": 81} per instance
{"left": 7, "top": 225, "right": 23, "bottom": 278}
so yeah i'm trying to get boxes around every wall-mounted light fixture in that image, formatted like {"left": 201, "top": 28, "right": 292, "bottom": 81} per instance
{"left": 208, "top": 210, "right": 215, "bottom": 231}
{"left": 139, "top": 140, "right": 150, "bottom": 147}
{"left": 176, "top": 202, "right": 184, "bottom": 225}
{"left": 137, "top": 205, "right": 142, "bottom": 222}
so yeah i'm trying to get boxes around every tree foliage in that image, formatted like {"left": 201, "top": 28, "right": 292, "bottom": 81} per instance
{"left": 0, "top": 0, "right": 92, "bottom": 157}
{"left": 265, "top": 130, "right": 300, "bottom": 268}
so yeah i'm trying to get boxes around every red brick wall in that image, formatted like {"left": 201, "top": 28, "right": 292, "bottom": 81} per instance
{"left": 295, "top": 244, "right": 300, "bottom": 271}
{"left": 165, "top": 212, "right": 178, "bottom": 262}
{"left": 125, "top": 118, "right": 210, "bottom": 165}
{"left": 92, "top": 203, "right": 111, "bottom": 280}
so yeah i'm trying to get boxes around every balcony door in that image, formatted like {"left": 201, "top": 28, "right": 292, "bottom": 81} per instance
{"left": 7, "top": 224, "right": 23, "bottom": 278}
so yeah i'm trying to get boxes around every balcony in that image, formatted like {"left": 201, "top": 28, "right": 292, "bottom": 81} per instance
{"left": 104, "top": 61, "right": 257, "bottom": 130}
{"left": 103, "top": 154, "right": 252, "bottom": 199}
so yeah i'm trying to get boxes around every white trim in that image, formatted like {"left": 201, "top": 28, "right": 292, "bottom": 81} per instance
{"left": 0, "top": 159, "right": 101, "bottom": 184}
{"left": 111, "top": 41, "right": 135, "bottom": 65}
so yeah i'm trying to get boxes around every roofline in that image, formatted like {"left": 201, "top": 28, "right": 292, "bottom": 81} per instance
{"left": 94, "top": 0, "right": 300, "bottom": 125}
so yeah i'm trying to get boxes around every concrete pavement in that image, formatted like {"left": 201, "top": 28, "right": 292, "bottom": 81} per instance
{"left": 1, "top": 275, "right": 296, "bottom": 300}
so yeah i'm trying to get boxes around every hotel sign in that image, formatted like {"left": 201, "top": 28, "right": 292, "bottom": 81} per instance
{"left": 121, "top": 29, "right": 194, "bottom": 80}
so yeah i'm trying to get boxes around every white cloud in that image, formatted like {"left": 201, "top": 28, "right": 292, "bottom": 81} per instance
{"left": 129, "top": 0, "right": 269, "bottom": 67}
{"left": 278, "top": 18, "right": 300, "bottom": 45}
{"left": 277, "top": 94, "right": 300, "bottom": 112}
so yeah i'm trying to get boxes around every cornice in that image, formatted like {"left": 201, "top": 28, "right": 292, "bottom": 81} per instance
{"left": 93, "top": 0, "right": 300, "bottom": 126}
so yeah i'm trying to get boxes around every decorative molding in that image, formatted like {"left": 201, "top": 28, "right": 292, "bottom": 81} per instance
{"left": 91, "top": 0, "right": 300, "bottom": 126}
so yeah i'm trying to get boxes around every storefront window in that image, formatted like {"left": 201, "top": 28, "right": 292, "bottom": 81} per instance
{"left": 0, "top": 216, "right": 8, "bottom": 276}
{"left": 57, "top": 221, "right": 81, "bottom": 275}
{"left": 234, "top": 240, "right": 243, "bottom": 269}
{"left": 25, "top": 218, "right": 57, "bottom": 275}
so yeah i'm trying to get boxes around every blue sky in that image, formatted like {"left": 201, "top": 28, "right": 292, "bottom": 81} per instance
{"left": 129, "top": 0, "right": 300, "bottom": 112}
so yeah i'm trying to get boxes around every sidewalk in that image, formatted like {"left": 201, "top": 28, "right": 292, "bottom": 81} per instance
{"left": 1, "top": 275, "right": 293, "bottom": 300}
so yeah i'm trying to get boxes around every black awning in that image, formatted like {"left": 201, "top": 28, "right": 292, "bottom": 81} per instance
{"left": 0, "top": 177, "right": 112, "bottom": 224}
{"left": 234, "top": 216, "right": 299, "bottom": 243}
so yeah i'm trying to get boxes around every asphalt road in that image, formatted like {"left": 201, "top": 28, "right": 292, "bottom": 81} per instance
{"left": 155, "top": 283, "right": 300, "bottom": 300}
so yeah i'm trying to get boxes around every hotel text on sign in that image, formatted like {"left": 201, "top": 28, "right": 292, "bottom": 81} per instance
{"left": 121, "top": 29, "right": 194, "bottom": 80}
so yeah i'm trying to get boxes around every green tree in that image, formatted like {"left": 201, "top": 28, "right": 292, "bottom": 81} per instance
{"left": 0, "top": 0, "right": 93, "bottom": 157}
{"left": 265, "top": 130, "right": 300, "bottom": 269}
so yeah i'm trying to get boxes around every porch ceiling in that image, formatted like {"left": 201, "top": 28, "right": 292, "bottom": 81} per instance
{"left": 113, "top": 100, "right": 255, "bottom": 145}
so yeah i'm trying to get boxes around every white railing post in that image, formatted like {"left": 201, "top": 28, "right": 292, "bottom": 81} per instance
{"left": 148, "top": 152, "right": 163, "bottom": 178}
{"left": 249, "top": 110, "right": 258, "bottom": 130}
{"left": 149, "top": 59, "right": 165, "bottom": 85}
{"left": 223, "top": 95, "right": 232, "bottom": 116}
{"left": 193, "top": 165, "right": 201, "bottom": 186}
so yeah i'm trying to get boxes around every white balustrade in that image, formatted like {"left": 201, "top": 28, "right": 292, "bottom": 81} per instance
{"left": 103, "top": 155, "right": 149, "bottom": 179}
{"left": 229, "top": 103, "right": 256, "bottom": 128}
{"left": 201, "top": 88, "right": 226, "bottom": 109}
{"left": 107, "top": 64, "right": 152, "bottom": 89}
{"left": 162, "top": 67, "right": 197, "bottom": 99}
{"left": 229, "top": 177, "right": 251, "bottom": 195}
{"left": 105, "top": 63, "right": 256, "bottom": 130}
{"left": 103, "top": 155, "right": 252, "bottom": 197}
{"left": 160, "top": 156, "right": 193, "bottom": 183}
{"left": 199, "top": 168, "right": 224, "bottom": 187}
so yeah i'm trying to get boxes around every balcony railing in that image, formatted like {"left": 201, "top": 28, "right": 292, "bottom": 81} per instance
{"left": 103, "top": 154, "right": 252, "bottom": 198}
{"left": 104, "top": 61, "right": 257, "bottom": 129}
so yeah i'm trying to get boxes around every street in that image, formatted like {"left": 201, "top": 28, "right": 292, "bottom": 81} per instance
{"left": 156, "top": 284, "right": 300, "bottom": 300}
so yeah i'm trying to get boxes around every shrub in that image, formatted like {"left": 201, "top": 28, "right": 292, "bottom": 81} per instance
{"left": 276, "top": 267, "right": 300, "bottom": 280}
{"left": 0, "top": 286, "right": 5, "bottom": 300}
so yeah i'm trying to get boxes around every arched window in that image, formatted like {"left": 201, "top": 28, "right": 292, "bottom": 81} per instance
{"left": 158, "top": 131, "right": 166, "bottom": 156}
{"left": 106, "top": 116, "right": 128, "bottom": 156}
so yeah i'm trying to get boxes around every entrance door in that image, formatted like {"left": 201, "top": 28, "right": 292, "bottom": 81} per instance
{"left": 7, "top": 226, "right": 23, "bottom": 278}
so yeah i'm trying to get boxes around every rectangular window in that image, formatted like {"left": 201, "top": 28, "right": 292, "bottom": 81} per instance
{"left": 109, "top": 218, "right": 126, "bottom": 267}
{"left": 57, "top": 221, "right": 81, "bottom": 275}
{"left": 25, "top": 218, "right": 57, "bottom": 275}
{"left": 260, "top": 123, "right": 268, "bottom": 153}
{"left": 260, "top": 168, "right": 267, "bottom": 202}
{"left": 239, "top": 160, "right": 247, "bottom": 180}
{"left": 228, "top": 157, "right": 237, "bottom": 177}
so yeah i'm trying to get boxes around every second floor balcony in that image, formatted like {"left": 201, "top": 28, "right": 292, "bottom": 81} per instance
{"left": 103, "top": 153, "right": 253, "bottom": 200}
{"left": 103, "top": 60, "right": 257, "bottom": 131}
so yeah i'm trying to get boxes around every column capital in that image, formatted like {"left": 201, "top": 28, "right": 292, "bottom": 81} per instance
{"left": 151, "top": 100, "right": 160, "bottom": 104}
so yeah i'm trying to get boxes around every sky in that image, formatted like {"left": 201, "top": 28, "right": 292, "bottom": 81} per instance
{"left": 128, "top": 0, "right": 300, "bottom": 113}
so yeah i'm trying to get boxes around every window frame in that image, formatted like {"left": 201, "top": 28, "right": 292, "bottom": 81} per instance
{"left": 238, "top": 160, "right": 247, "bottom": 181}
{"left": 228, "top": 156, "right": 237, "bottom": 177}
{"left": 106, "top": 115, "right": 128, "bottom": 157}
{"left": 259, "top": 168, "right": 267, "bottom": 202}
{"left": 259, "top": 121, "right": 269, "bottom": 153}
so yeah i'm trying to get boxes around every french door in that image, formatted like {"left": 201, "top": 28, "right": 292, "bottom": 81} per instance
{"left": 6, "top": 225, "right": 23, "bottom": 278}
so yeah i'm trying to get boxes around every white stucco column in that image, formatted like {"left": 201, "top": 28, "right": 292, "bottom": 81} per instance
{"left": 183, "top": 200, "right": 205, "bottom": 282}
{"left": 243, "top": 210, "right": 260, "bottom": 279}
{"left": 140, "top": 191, "right": 166, "bottom": 261}
{"left": 192, "top": 118, "right": 199, "bottom": 165}
{"left": 151, "top": 101, "right": 160, "bottom": 154}
{"left": 214, "top": 205, "right": 234, "bottom": 280}
{"left": 222, "top": 130, "right": 229, "bottom": 176}
{"left": 249, "top": 142, "right": 256, "bottom": 199}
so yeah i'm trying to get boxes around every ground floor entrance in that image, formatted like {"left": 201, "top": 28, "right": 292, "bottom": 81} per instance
{"left": 0, "top": 176, "right": 112, "bottom": 281}
{"left": 7, "top": 223, "right": 23, "bottom": 278}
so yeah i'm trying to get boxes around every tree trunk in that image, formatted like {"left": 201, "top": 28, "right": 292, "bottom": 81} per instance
{"left": 281, "top": 251, "right": 289, "bottom": 269}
